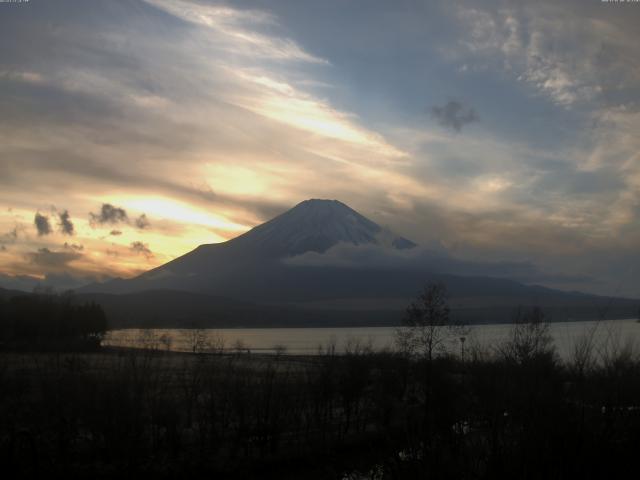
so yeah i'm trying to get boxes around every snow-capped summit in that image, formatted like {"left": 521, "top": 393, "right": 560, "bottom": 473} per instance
{"left": 231, "top": 199, "right": 415, "bottom": 256}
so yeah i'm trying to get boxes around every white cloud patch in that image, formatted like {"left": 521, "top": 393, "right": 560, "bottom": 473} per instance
{"left": 456, "top": 3, "right": 639, "bottom": 107}
{"left": 145, "top": 0, "right": 328, "bottom": 64}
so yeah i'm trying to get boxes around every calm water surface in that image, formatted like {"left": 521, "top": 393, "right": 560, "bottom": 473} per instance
{"left": 103, "top": 319, "right": 640, "bottom": 360}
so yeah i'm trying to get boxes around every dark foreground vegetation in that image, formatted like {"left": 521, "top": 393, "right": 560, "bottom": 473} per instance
{"left": 1, "top": 328, "right": 640, "bottom": 479}
{"left": 1, "top": 285, "right": 639, "bottom": 478}
{"left": 0, "top": 290, "right": 107, "bottom": 350}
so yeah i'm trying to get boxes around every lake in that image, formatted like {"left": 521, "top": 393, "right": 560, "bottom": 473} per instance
{"left": 103, "top": 318, "right": 640, "bottom": 361}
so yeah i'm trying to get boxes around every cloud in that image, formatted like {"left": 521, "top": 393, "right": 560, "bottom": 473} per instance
{"left": 430, "top": 100, "right": 478, "bottom": 132}
{"left": 0, "top": 271, "right": 102, "bottom": 293}
{"left": 57, "top": 209, "right": 74, "bottom": 235}
{"left": 32, "top": 208, "right": 74, "bottom": 237}
{"left": 134, "top": 213, "right": 150, "bottom": 229}
{"left": 8, "top": 245, "right": 120, "bottom": 290}
{"left": 144, "top": 0, "right": 328, "bottom": 64}
{"left": 26, "top": 247, "right": 82, "bottom": 269}
{"left": 454, "top": 4, "right": 640, "bottom": 107}
{"left": 283, "top": 241, "right": 590, "bottom": 286}
{"left": 89, "top": 203, "right": 128, "bottom": 226}
{"left": 40, "top": 272, "right": 102, "bottom": 291}
{"left": 0, "top": 227, "right": 19, "bottom": 244}
{"left": 63, "top": 242, "right": 84, "bottom": 251}
{"left": 34, "top": 212, "right": 52, "bottom": 236}
{"left": 130, "top": 241, "right": 153, "bottom": 258}
{"left": 0, "top": 273, "right": 42, "bottom": 292}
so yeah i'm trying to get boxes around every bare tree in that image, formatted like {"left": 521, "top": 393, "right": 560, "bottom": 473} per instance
{"left": 273, "top": 344, "right": 287, "bottom": 357}
{"left": 498, "top": 306, "right": 555, "bottom": 364}
{"left": 206, "top": 331, "right": 226, "bottom": 354}
{"left": 159, "top": 333, "right": 173, "bottom": 352}
{"left": 396, "top": 283, "right": 459, "bottom": 361}
{"left": 233, "top": 338, "right": 248, "bottom": 354}
{"left": 185, "top": 328, "right": 206, "bottom": 354}
{"left": 139, "top": 330, "right": 160, "bottom": 350}
{"left": 570, "top": 321, "right": 599, "bottom": 377}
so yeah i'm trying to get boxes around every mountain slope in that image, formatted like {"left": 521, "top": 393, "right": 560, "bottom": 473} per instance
{"left": 84, "top": 199, "right": 416, "bottom": 295}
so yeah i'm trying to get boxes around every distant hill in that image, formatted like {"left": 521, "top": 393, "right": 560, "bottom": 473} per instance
{"left": 77, "top": 199, "right": 638, "bottom": 327}
{"left": 0, "top": 287, "right": 28, "bottom": 300}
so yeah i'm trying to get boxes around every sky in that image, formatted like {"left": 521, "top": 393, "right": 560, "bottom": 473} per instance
{"left": 1, "top": 0, "right": 639, "bottom": 297}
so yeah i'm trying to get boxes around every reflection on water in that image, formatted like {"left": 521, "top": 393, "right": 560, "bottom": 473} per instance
{"left": 103, "top": 319, "right": 640, "bottom": 360}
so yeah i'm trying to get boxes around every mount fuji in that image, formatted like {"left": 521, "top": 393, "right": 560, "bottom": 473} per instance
{"left": 79, "top": 199, "right": 638, "bottom": 327}
{"left": 83, "top": 199, "right": 416, "bottom": 297}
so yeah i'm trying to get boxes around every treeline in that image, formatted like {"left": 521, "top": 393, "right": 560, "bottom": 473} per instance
{"left": 0, "top": 291, "right": 107, "bottom": 350}
{"left": 1, "top": 333, "right": 639, "bottom": 479}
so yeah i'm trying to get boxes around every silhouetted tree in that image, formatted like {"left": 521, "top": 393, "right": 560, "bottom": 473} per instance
{"left": 186, "top": 327, "right": 206, "bottom": 353}
{"left": 396, "top": 282, "right": 456, "bottom": 362}
{"left": 498, "top": 306, "right": 555, "bottom": 365}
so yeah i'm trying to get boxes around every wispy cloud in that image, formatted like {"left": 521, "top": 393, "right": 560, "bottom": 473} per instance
{"left": 454, "top": 3, "right": 640, "bottom": 107}
{"left": 144, "top": 0, "right": 328, "bottom": 64}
